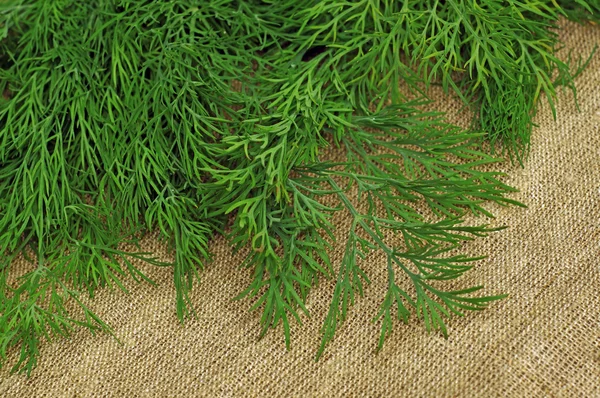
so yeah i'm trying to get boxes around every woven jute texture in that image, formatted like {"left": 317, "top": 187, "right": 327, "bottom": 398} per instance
{"left": 1, "top": 20, "right": 599, "bottom": 398}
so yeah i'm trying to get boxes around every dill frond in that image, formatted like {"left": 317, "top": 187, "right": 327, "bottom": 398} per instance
{"left": 0, "top": 0, "right": 596, "bottom": 374}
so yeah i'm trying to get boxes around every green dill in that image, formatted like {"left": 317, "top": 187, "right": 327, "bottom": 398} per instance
{"left": 0, "top": 0, "right": 597, "bottom": 374}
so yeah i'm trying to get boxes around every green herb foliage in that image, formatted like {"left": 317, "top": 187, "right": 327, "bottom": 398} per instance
{"left": 0, "top": 0, "right": 596, "bottom": 374}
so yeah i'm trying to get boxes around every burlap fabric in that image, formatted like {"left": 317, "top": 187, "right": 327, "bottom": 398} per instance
{"left": 1, "top": 20, "right": 599, "bottom": 398}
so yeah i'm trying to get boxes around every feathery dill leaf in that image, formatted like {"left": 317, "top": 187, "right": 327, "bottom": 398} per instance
{"left": 0, "top": 0, "right": 596, "bottom": 374}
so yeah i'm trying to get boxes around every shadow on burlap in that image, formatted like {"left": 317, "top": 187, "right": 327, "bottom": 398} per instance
{"left": 1, "top": 20, "right": 599, "bottom": 398}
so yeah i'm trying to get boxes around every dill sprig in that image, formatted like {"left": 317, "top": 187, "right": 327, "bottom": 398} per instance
{"left": 0, "top": 0, "right": 596, "bottom": 374}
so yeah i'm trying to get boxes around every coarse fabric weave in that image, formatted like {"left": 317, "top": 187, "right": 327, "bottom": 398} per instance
{"left": 1, "top": 20, "right": 599, "bottom": 398}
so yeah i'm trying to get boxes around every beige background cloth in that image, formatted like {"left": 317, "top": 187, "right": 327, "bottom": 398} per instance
{"left": 1, "top": 20, "right": 599, "bottom": 398}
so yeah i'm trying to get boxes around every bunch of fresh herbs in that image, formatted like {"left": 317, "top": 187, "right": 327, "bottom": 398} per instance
{"left": 0, "top": 0, "right": 597, "bottom": 374}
